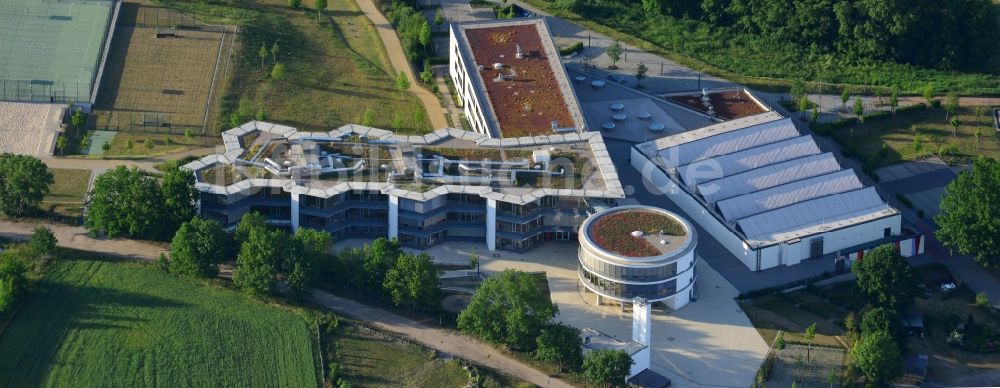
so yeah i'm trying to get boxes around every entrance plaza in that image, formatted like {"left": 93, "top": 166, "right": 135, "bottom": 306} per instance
{"left": 338, "top": 238, "right": 769, "bottom": 387}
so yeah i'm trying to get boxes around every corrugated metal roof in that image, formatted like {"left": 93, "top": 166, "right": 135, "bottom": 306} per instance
{"left": 677, "top": 135, "right": 820, "bottom": 187}
{"left": 697, "top": 153, "right": 843, "bottom": 203}
{"left": 650, "top": 111, "right": 784, "bottom": 150}
{"left": 736, "top": 187, "right": 891, "bottom": 241}
{"left": 716, "top": 169, "right": 863, "bottom": 222}
{"left": 656, "top": 117, "right": 798, "bottom": 168}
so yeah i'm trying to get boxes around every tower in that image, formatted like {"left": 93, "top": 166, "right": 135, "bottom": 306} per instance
{"left": 632, "top": 296, "right": 651, "bottom": 346}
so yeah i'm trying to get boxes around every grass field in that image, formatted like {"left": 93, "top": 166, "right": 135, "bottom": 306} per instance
{"left": 102, "top": 132, "right": 209, "bottom": 157}
{"left": 332, "top": 326, "right": 469, "bottom": 387}
{"left": 0, "top": 258, "right": 320, "bottom": 387}
{"left": 831, "top": 106, "right": 1000, "bottom": 168}
{"left": 39, "top": 169, "right": 90, "bottom": 218}
{"left": 155, "top": 0, "right": 432, "bottom": 134}
{"left": 94, "top": 2, "right": 234, "bottom": 135}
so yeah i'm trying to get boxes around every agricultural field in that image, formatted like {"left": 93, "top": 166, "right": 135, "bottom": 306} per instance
{"left": 93, "top": 2, "right": 235, "bottom": 136}
{"left": 157, "top": 0, "right": 432, "bottom": 134}
{"left": 830, "top": 105, "right": 1000, "bottom": 169}
{"left": 40, "top": 169, "right": 90, "bottom": 218}
{"left": 0, "top": 258, "right": 319, "bottom": 387}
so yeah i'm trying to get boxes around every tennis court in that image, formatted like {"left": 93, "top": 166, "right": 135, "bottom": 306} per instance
{"left": 0, "top": 0, "right": 117, "bottom": 102}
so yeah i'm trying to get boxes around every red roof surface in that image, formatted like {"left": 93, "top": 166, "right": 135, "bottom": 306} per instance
{"left": 463, "top": 24, "right": 573, "bottom": 138}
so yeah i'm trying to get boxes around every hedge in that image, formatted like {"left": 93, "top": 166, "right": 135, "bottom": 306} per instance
{"left": 559, "top": 42, "right": 584, "bottom": 56}
{"left": 861, "top": 110, "right": 891, "bottom": 123}
{"left": 809, "top": 117, "right": 858, "bottom": 136}
{"left": 428, "top": 56, "right": 449, "bottom": 65}
{"left": 896, "top": 102, "right": 927, "bottom": 115}
{"left": 469, "top": 0, "right": 493, "bottom": 8}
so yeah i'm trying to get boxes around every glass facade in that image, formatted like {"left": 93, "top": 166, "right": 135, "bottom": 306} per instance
{"left": 580, "top": 268, "right": 678, "bottom": 300}
{"left": 578, "top": 248, "right": 681, "bottom": 282}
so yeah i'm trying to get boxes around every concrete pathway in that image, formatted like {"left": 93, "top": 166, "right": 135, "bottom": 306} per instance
{"left": 355, "top": 0, "right": 449, "bottom": 130}
{"left": 0, "top": 218, "right": 570, "bottom": 388}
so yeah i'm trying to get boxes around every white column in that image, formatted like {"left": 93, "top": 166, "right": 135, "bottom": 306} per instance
{"left": 388, "top": 195, "right": 399, "bottom": 239}
{"left": 290, "top": 193, "right": 300, "bottom": 231}
{"left": 486, "top": 198, "right": 497, "bottom": 251}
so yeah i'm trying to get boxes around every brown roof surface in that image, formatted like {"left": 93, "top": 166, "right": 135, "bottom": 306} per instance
{"left": 668, "top": 89, "right": 767, "bottom": 120}
{"left": 463, "top": 24, "right": 572, "bottom": 138}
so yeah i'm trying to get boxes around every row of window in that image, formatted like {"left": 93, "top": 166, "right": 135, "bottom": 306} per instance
{"left": 580, "top": 269, "right": 679, "bottom": 300}
{"left": 579, "top": 249, "right": 682, "bottom": 283}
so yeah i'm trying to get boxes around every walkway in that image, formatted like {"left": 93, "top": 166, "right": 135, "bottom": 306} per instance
{"left": 355, "top": 0, "right": 449, "bottom": 130}
{"left": 0, "top": 219, "right": 571, "bottom": 388}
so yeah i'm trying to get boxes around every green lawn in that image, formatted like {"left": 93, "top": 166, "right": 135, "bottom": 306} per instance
{"left": 40, "top": 169, "right": 90, "bottom": 218}
{"left": 156, "top": 0, "right": 431, "bottom": 134}
{"left": 332, "top": 326, "right": 469, "bottom": 387}
{"left": 831, "top": 105, "right": 1000, "bottom": 169}
{"left": 0, "top": 258, "right": 320, "bottom": 388}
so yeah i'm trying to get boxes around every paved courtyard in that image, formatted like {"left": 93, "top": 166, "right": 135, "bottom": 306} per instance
{"left": 875, "top": 157, "right": 957, "bottom": 219}
{"left": 0, "top": 101, "right": 61, "bottom": 156}
{"left": 340, "top": 238, "right": 769, "bottom": 387}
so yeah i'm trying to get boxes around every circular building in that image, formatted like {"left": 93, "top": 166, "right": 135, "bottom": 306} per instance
{"left": 578, "top": 205, "right": 697, "bottom": 310}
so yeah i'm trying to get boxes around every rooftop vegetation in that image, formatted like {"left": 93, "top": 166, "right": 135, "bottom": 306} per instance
{"left": 589, "top": 210, "right": 685, "bottom": 257}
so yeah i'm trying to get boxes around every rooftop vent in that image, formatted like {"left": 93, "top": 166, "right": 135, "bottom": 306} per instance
{"left": 631, "top": 230, "right": 644, "bottom": 237}
{"left": 516, "top": 44, "right": 524, "bottom": 59}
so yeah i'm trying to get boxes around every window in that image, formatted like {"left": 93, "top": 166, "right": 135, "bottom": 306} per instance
{"left": 883, "top": 227, "right": 891, "bottom": 237}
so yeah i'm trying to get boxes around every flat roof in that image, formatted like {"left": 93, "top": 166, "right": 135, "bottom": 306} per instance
{"left": 580, "top": 328, "right": 646, "bottom": 356}
{"left": 0, "top": 0, "right": 116, "bottom": 102}
{"left": 184, "top": 121, "right": 625, "bottom": 205}
{"left": 453, "top": 19, "right": 585, "bottom": 138}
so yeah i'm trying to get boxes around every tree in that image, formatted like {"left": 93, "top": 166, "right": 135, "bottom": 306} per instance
{"left": 974, "top": 128, "right": 982, "bottom": 150}
{"left": 420, "top": 66, "right": 433, "bottom": 84}
{"left": 102, "top": 141, "right": 111, "bottom": 153}
{"left": 798, "top": 96, "right": 811, "bottom": 119}
{"left": 840, "top": 89, "right": 849, "bottom": 109}
{"left": 803, "top": 322, "right": 817, "bottom": 361}
{"left": 975, "top": 105, "right": 987, "bottom": 125}
{"left": 851, "top": 331, "right": 903, "bottom": 384}
{"left": 71, "top": 109, "right": 86, "bottom": 129}
{"left": 170, "top": 217, "right": 228, "bottom": 278}
{"left": 853, "top": 98, "right": 864, "bottom": 120}
{"left": 861, "top": 306, "right": 904, "bottom": 342}
{"left": 234, "top": 211, "right": 268, "bottom": 245}
{"left": 0, "top": 154, "right": 53, "bottom": 217}
{"left": 434, "top": 9, "right": 444, "bottom": 26}
{"left": 164, "top": 136, "right": 174, "bottom": 146}
{"left": 144, "top": 137, "right": 154, "bottom": 155}
{"left": 271, "top": 63, "right": 286, "bottom": 80}
{"left": 234, "top": 228, "right": 286, "bottom": 297}
{"left": 30, "top": 226, "right": 57, "bottom": 256}
{"left": 363, "top": 237, "right": 401, "bottom": 294}
{"left": 605, "top": 41, "right": 623, "bottom": 69}
{"left": 852, "top": 244, "right": 919, "bottom": 311}
{"left": 418, "top": 20, "right": 431, "bottom": 52}
{"left": 536, "top": 323, "right": 583, "bottom": 372}
{"left": 259, "top": 43, "right": 268, "bottom": 69}
{"left": 944, "top": 91, "right": 959, "bottom": 119}
{"left": 160, "top": 163, "right": 197, "bottom": 237}
{"left": 844, "top": 312, "right": 859, "bottom": 345}
{"left": 126, "top": 139, "right": 134, "bottom": 152}
{"left": 55, "top": 135, "right": 68, "bottom": 155}
{"left": 0, "top": 255, "right": 29, "bottom": 313}
{"left": 776, "top": 331, "right": 786, "bottom": 349}
{"left": 936, "top": 158, "right": 1000, "bottom": 268}
{"left": 583, "top": 349, "right": 633, "bottom": 388}
{"left": 255, "top": 107, "right": 268, "bottom": 121}
{"left": 361, "top": 108, "right": 375, "bottom": 127}
{"left": 285, "top": 227, "right": 332, "bottom": 301}
{"left": 889, "top": 87, "right": 900, "bottom": 113}
{"left": 270, "top": 41, "right": 280, "bottom": 62}
{"left": 790, "top": 79, "right": 806, "bottom": 102}
{"left": 457, "top": 269, "right": 557, "bottom": 350}
{"left": 395, "top": 71, "right": 410, "bottom": 101}
{"left": 640, "top": 0, "right": 660, "bottom": 19}
{"left": 85, "top": 166, "right": 164, "bottom": 239}
{"left": 950, "top": 116, "right": 960, "bottom": 137}
{"left": 635, "top": 63, "right": 648, "bottom": 87}
{"left": 184, "top": 128, "right": 195, "bottom": 144}
{"left": 314, "top": 0, "right": 327, "bottom": 21}
{"left": 288, "top": 0, "right": 301, "bottom": 8}
{"left": 921, "top": 85, "right": 934, "bottom": 106}
{"left": 383, "top": 252, "right": 439, "bottom": 311}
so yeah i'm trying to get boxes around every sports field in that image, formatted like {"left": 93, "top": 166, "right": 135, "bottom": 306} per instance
{"left": 0, "top": 0, "right": 114, "bottom": 102}
{"left": 0, "top": 258, "right": 320, "bottom": 387}
{"left": 93, "top": 2, "right": 235, "bottom": 134}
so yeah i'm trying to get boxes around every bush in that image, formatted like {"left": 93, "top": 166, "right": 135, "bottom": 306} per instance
{"left": 862, "top": 110, "right": 891, "bottom": 123}
{"left": 810, "top": 117, "right": 858, "bottom": 136}
{"left": 29, "top": 226, "right": 57, "bottom": 256}
{"left": 896, "top": 102, "right": 927, "bottom": 115}
{"left": 469, "top": 0, "right": 493, "bottom": 7}
{"left": 930, "top": 99, "right": 942, "bottom": 109}
{"left": 976, "top": 292, "right": 990, "bottom": 307}
{"left": 427, "top": 56, "right": 449, "bottom": 65}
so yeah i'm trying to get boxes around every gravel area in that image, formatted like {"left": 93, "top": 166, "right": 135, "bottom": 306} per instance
{"left": 0, "top": 101, "right": 61, "bottom": 155}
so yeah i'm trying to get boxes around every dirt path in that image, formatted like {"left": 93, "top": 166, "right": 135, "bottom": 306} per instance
{"left": 354, "top": 0, "right": 450, "bottom": 130}
{"left": 0, "top": 218, "right": 572, "bottom": 388}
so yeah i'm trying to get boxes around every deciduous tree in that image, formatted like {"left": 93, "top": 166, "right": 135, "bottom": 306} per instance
{"left": 315, "top": 0, "right": 327, "bottom": 21}
{"left": 170, "top": 217, "right": 228, "bottom": 278}
{"left": 583, "top": 349, "right": 633, "bottom": 388}
{"left": 383, "top": 252, "right": 439, "bottom": 311}
{"left": 851, "top": 330, "right": 902, "bottom": 384}
{"left": 606, "top": 41, "right": 623, "bottom": 69}
{"left": 363, "top": 237, "right": 401, "bottom": 294}
{"left": 852, "top": 244, "right": 919, "bottom": 311}
{"left": 536, "top": 323, "right": 583, "bottom": 372}
{"left": 944, "top": 91, "right": 959, "bottom": 119}
{"left": 235, "top": 211, "right": 268, "bottom": 245}
{"left": 395, "top": 71, "right": 410, "bottom": 101}
{"left": 234, "top": 228, "right": 286, "bottom": 297}
{"left": 0, "top": 154, "right": 53, "bottom": 217}
{"left": 271, "top": 63, "right": 286, "bottom": 80}
{"left": 458, "top": 269, "right": 557, "bottom": 350}
{"left": 30, "top": 226, "right": 57, "bottom": 256}
{"left": 936, "top": 158, "right": 1000, "bottom": 268}
{"left": 635, "top": 63, "right": 648, "bottom": 87}
{"left": 85, "top": 166, "right": 164, "bottom": 239}
{"left": 160, "top": 163, "right": 197, "bottom": 237}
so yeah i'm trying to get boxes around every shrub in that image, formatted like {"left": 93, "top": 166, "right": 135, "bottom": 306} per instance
{"left": 896, "top": 103, "right": 927, "bottom": 115}
{"left": 559, "top": 42, "right": 584, "bottom": 56}
{"left": 862, "top": 110, "right": 891, "bottom": 123}
{"left": 976, "top": 292, "right": 990, "bottom": 307}
{"left": 930, "top": 99, "right": 942, "bottom": 109}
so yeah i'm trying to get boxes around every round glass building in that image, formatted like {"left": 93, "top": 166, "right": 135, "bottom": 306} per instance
{"left": 578, "top": 205, "right": 697, "bottom": 310}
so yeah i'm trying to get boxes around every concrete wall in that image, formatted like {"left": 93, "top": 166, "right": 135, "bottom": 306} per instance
{"left": 449, "top": 26, "right": 492, "bottom": 137}
{"left": 629, "top": 348, "right": 650, "bottom": 380}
